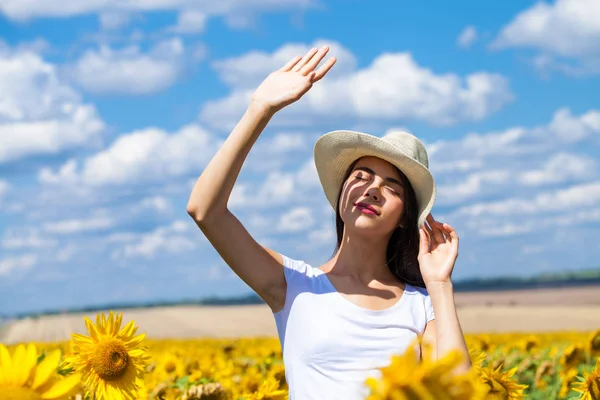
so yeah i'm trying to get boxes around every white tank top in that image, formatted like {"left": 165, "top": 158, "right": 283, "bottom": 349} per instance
{"left": 272, "top": 254, "right": 435, "bottom": 400}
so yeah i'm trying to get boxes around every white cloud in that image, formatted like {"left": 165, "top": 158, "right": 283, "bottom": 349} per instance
{"left": 211, "top": 40, "right": 357, "bottom": 89}
{"left": 201, "top": 41, "right": 513, "bottom": 129}
{"left": 429, "top": 108, "right": 600, "bottom": 168}
{"left": 277, "top": 206, "right": 314, "bottom": 232}
{"left": 457, "top": 26, "right": 478, "bottom": 48}
{"left": 243, "top": 131, "right": 309, "bottom": 172}
{"left": 0, "top": 254, "right": 37, "bottom": 276}
{"left": 0, "top": 46, "right": 104, "bottom": 164}
{"left": 454, "top": 180, "right": 600, "bottom": 218}
{"left": 169, "top": 10, "right": 206, "bottom": 34}
{"left": 43, "top": 216, "right": 115, "bottom": 234}
{"left": 69, "top": 38, "right": 187, "bottom": 95}
{"left": 1, "top": 229, "right": 58, "bottom": 249}
{"left": 517, "top": 152, "right": 597, "bottom": 186}
{"left": 98, "top": 11, "right": 131, "bottom": 30}
{"left": 422, "top": 106, "right": 600, "bottom": 224}
{"left": 112, "top": 220, "right": 198, "bottom": 259}
{"left": 492, "top": 0, "right": 600, "bottom": 75}
{"left": 307, "top": 223, "right": 335, "bottom": 244}
{"left": 0, "top": 0, "right": 317, "bottom": 22}
{"left": 229, "top": 156, "right": 321, "bottom": 210}
{"left": 39, "top": 124, "right": 222, "bottom": 187}
{"left": 55, "top": 243, "right": 76, "bottom": 263}
{"left": 138, "top": 196, "right": 173, "bottom": 214}
{"left": 468, "top": 207, "right": 600, "bottom": 237}
{"left": 545, "top": 108, "right": 600, "bottom": 142}
{"left": 438, "top": 170, "right": 511, "bottom": 204}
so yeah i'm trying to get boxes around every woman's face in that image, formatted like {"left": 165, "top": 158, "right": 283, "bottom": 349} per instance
{"left": 339, "top": 156, "right": 406, "bottom": 236}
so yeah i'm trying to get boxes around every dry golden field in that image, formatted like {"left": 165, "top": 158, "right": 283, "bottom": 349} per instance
{"left": 2, "top": 285, "right": 600, "bottom": 345}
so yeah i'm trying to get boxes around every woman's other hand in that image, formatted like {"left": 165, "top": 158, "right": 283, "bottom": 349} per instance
{"left": 251, "top": 45, "right": 336, "bottom": 114}
{"left": 418, "top": 213, "right": 459, "bottom": 286}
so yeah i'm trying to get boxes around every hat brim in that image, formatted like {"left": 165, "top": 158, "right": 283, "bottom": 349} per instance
{"left": 314, "top": 130, "right": 436, "bottom": 229}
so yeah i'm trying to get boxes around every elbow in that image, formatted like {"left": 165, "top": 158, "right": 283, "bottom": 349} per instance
{"left": 186, "top": 203, "right": 226, "bottom": 224}
{"left": 186, "top": 203, "right": 205, "bottom": 222}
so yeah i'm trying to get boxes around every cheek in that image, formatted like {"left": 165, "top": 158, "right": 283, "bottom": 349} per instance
{"left": 387, "top": 196, "right": 405, "bottom": 215}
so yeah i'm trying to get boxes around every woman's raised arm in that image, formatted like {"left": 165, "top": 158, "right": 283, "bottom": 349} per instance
{"left": 186, "top": 46, "right": 336, "bottom": 311}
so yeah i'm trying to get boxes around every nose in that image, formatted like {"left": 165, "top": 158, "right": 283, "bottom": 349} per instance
{"left": 364, "top": 185, "right": 381, "bottom": 202}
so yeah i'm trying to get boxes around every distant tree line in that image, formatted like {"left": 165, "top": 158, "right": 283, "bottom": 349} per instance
{"left": 3, "top": 268, "right": 600, "bottom": 320}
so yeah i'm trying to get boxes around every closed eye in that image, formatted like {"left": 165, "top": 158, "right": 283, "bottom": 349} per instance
{"left": 387, "top": 187, "right": 401, "bottom": 196}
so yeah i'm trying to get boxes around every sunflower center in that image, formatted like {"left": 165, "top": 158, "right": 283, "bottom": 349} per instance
{"left": 0, "top": 387, "right": 42, "bottom": 400}
{"left": 92, "top": 338, "right": 130, "bottom": 381}
{"left": 591, "top": 334, "right": 600, "bottom": 351}
{"left": 165, "top": 360, "right": 176, "bottom": 373}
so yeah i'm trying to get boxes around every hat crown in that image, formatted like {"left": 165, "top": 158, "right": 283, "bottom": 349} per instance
{"left": 381, "top": 131, "right": 429, "bottom": 168}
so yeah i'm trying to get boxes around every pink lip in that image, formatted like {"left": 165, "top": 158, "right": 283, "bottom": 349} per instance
{"left": 355, "top": 202, "right": 379, "bottom": 215}
{"left": 358, "top": 207, "right": 377, "bottom": 215}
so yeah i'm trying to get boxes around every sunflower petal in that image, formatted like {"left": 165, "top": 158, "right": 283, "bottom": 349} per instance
{"left": 114, "top": 313, "right": 124, "bottom": 335}
{"left": 11, "top": 344, "right": 33, "bottom": 386}
{"left": 40, "top": 373, "right": 81, "bottom": 400}
{"left": 127, "top": 348, "right": 147, "bottom": 358}
{"left": 70, "top": 333, "right": 93, "bottom": 344}
{"left": 18, "top": 343, "right": 38, "bottom": 386}
{"left": 32, "top": 349, "right": 61, "bottom": 390}
{"left": 85, "top": 317, "right": 100, "bottom": 341}
{"left": 107, "top": 313, "right": 114, "bottom": 335}
{"left": 118, "top": 321, "right": 135, "bottom": 338}
{"left": 0, "top": 343, "right": 12, "bottom": 382}
{"left": 124, "top": 334, "right": 146, "bottom": 350}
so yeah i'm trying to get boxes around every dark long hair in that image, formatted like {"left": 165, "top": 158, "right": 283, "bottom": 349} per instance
{"left": 330, "top": 157, "right": 426, "bottom": 288}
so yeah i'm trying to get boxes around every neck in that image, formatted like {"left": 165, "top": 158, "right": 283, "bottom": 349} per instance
{"left": 327, "top": 227, "right": 395, "bottom": 283}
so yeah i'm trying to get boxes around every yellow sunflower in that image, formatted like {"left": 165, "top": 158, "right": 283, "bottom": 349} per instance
{"left": 559, "top": 368, "right": 579, "bottom": 398}
{"left": 573, "top": 358, "right": 600, "bottom": 400}
{"left": 478, "top": 364, "right": 528, "bottom": 400}
{"left": 366, "top": 343, "right": 486, "bottom": 399}
{"left": 249, "top": 376, "right": 287, "bottom": 400}
{"left": 0, "top": 343, "right": 80, "bottom": 400}
{"left": 64, "top": 311, "right": 151, "bottom": 400}
{"left": 560, "top": 344, "right": 586, "bottom": 374}
{"left": 588, "top": 330, "right": 600, "bottom": 358}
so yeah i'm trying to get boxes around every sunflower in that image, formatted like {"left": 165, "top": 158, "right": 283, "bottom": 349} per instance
{"left": 478, "top": 364, "right": 528, "bottom": 400}
{"left": 588, "top": 330, "right": 600, "bottom": 358}
{"left": 517, "top": 335, "right": 540, "bottom": 352}
{"left": 560, "top": 344, "right": 586, "bottom": 374}
{"left": 573, "top": 358, "right": 600, "bottom": 400}
{"left": 249, "top": 376, "right": 287, "bottom": 400}
{"left": 559, "top": 368, "right": 580, "bottom": 398}
{"left": 0, "top": 343, "right": 80, "bottom": 400}
{"left": 366, "top": 343, "right": 486, "bottom": 399}
{"left": 64, "top": 311, "right": 151, "bottom": 400}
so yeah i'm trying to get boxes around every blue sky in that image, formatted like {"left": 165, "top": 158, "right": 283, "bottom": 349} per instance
{"left": 1, "top": 0, "right": 599, "bottom": 316}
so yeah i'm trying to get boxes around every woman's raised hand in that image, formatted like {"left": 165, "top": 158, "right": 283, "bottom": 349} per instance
{"left": 251, "top": 45, "right": 336, "bottom": 114}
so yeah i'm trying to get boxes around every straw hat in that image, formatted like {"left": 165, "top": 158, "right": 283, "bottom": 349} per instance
{"left": 313, "top": 130, "right": 436, "bottom": 229}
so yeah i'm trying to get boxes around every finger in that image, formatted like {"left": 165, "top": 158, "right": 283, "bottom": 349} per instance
{"left": 418, "top": 226, "right": 430, "bottom": 257}
{"left": 424, "top": 220, "right": 437, "bottom": 247}
{"left": 291, "top": 47, "right": 319, "bottom": 72}
{"left": 279, "top": 55, "right": 302, "bottom": 72}
{"left": 312, "top": 57, "right": 337, "bottom": 82}
{"left": 427, "top": 214, "right": 446, "bottom": 244}
{"left": 443, "top": 223, "right": 459, "bottom": 245}
{"left": 300, "top": 46, "right": 329, "bottom": 75}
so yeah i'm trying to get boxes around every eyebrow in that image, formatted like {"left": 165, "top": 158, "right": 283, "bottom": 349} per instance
{"left": 353, "top": 166, "right": 404, "bottom": 188}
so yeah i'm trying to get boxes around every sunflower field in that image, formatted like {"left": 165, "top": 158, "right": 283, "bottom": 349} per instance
{"left": 1, "top": 310, "right": 599, "bottom": 400}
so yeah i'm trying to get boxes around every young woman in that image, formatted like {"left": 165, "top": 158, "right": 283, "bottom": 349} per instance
{"left": 187, "top": 45, "right": 471, "bottom": 399}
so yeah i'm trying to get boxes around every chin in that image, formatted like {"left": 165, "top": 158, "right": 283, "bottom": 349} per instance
{"left": 345, "top": 218, "right": 389, "bottom": 235}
